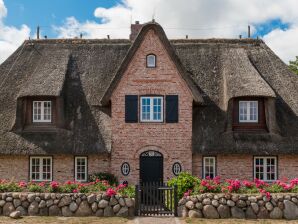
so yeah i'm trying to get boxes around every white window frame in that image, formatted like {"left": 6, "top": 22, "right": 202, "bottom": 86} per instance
{"left": 75, "top": 156, "right": 88, "bottom": 182}
{"left": 33, "top": 101, "right": 52, "bottom": 123}
{"left": 203, "top": 157, "right": 216, "bottom": 179}
{"left": 29, "top": 156, "right": 52, "bottom": 181}
{"left": 140, "top": 96, "right": 163, "bottom": 122}
{"left": 254, "top": 156, "right": 277, "bottom": 182}
{"left": 239, "top": 101, "right": 258, "bottom": 123}
{"left": 146, "top": 54, "right": 156, "bottom": 67}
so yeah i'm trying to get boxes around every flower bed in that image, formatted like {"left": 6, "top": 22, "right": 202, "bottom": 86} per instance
{"left": 168, "top": 172, "right": 298, "bottom": 199}
{"left": 0, "top": 180, "right": 135, "bottom": 198}
{"left": 0, "top": 179, "right": 135, "bottom": 217}
{"left": 171, "top": 173, "right": 298, "bottom": 219}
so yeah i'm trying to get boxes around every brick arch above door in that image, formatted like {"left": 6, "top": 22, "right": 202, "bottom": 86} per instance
{"left": 134, "top": 145, "right": 169, "bottom": 159}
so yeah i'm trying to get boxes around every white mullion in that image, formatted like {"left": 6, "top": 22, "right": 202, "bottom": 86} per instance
{"left": 150, "top": 98, "right": 154, "bottom": 121}
{"left": 264, "top": 158, "right": 267, "bottom": 181}
{"left": 247, "top": 103, "right": 251, "bottom": 121}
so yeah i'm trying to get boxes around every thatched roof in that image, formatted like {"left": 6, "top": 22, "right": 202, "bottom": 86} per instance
{"left": 0, "top": 23, "right": 297, "bottom": 155}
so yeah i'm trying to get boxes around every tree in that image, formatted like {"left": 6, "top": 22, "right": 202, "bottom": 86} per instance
{"left": 289, "top": 56, "right": 298, "bottom": 75}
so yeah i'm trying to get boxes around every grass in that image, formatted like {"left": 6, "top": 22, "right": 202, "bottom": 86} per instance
{"left": 0, "top": 216, "right": 130, "bottom": 224}
{"left": 184, "top": 218, "right": 298, "bottom": 224}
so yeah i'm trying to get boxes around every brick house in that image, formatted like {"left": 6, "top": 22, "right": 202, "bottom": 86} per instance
{"left": 0, "top": 22, "right": 297, "bottom": 184}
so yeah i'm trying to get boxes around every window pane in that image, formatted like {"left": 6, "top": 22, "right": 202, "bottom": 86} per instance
{"left": 147, "top": 55, "right": 156, "bottom": 67}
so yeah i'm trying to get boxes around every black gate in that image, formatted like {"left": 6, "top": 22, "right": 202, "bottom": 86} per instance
{"left": 135, "top": 182, "right": 178, "bottom": 216}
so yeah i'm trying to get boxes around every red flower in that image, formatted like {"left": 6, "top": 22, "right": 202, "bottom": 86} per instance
{"left": 106, "top": 188, "right": 117, "bottom": 197}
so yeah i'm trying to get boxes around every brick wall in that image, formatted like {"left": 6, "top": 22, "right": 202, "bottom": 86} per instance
{"left": 0, "top": 155, "right": 109, "bottom": 182}
{"left": 279, "top": 155, "right": 298, "bottom": 180}
{"left": 0, "top": 156, "right": 28, "bottom": 181}
{"left": 111, "top": 29, "right": 193, "bottom": 184}
{"left": 193, "top": 154, "right": 298, "bottom": 181}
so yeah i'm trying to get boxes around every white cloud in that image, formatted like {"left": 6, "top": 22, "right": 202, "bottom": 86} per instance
{"left": 0, "top": 0, "right": 30, "bottom": 63}
{"left": 263, "top": 26, "right": 298, "bottom": 62}
{"left": 54, "top": 0, "right": 298, "bottom": 63}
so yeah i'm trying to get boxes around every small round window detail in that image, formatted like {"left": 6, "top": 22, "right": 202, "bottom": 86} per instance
{"left": 172, "top": 162, "right": 182, "bottom": 176}
{"left": 121, "top": 162, "right": 130, "bottom": 176}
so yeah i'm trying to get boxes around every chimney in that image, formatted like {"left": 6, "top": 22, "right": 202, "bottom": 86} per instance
{"left": 129, "top": 21, "right": 143, "bottom": 41}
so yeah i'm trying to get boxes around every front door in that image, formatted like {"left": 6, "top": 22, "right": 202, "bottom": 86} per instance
{"left": 140, "top": 151, "right": 163, "bottom": 183}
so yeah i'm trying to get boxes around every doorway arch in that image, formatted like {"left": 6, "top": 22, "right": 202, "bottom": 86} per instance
{"left": 139, "top": 150, "right": 163, "bottom": 183}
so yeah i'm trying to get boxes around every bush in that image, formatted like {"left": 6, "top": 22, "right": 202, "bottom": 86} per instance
{"left": 27, "top": 183, "right": 43, "bottom": 192}
{"left": 89, "top": 172, "right": 118, "bottom": 186}
{"left": 168, "top": 172, "right": 200, "bottom": 198}
{"left": 118, "top": 185, "right": 135, "bottom": 198}
{"left": 0, "top": 181, "right": 21, "bottom": 192}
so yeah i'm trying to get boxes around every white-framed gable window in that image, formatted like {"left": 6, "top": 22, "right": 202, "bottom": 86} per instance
{"left": 146, "top": 54, "right": 156, "bottom": 68}
{"left": 75, "top": 157, "right": 88, "bottom": 182}
{"left": 33, "top": 101, "right": 52, "bottom": 122}
{"left": 30, "top": 157, "right": 52, "bottom": 181}
{"left": 140, "top": 96, "right": 163, "bottom": 122}
{"left": 203, "top": 157, "right": 216, "bottom": 179}
{"left": 239, "top": 101, "right": 258, "bottom": 122}
{"left": 254, "top": 157, "right": 277, "bottom": 181}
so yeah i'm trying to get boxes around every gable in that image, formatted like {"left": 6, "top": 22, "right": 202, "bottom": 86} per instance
{"left": 100, "top": 23, "right": 203, "bottom": 106}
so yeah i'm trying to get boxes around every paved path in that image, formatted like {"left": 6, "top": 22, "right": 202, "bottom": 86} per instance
{"left": 131, "top": 217, "right": 183, "bottom": 224}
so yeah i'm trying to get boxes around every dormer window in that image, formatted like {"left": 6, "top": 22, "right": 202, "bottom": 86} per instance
{"left": 233, "top": 97, "right": 266, "bottom": 131}
{"left": 146, "top": 54, "right": 156, "bottom": 68}
{"left": 239, "top": 101, "right": 258, "bottom": 123}
{"left": 33, "top": 101, "right": 52, "bottom": 123}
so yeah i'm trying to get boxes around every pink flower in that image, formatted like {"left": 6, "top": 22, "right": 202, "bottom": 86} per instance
{"left": 106, "top": 188, "right": 117, "bottom": 197}
{"left": 290, "top": 178, "right": 298, "bottom": 186}
{"left": 50, "top": 181, "right": 59, "bottom": 189}
{"left": 184, "top": 189, "right": 192, "bottom": 197}
{"left": 72, "top": 189, "right": 78, "bottom": 193}
{"left": 18, "top": 181, "right": 27, "bottom": 188}
{"left": 242, "top": 180, "right": 254, "bottom": 188}
{"left": 266, "top": 192, "right": 271, "bottom": 199}
{"left": 65, "top": 180, "right": 72, "bottom": 185}
{"left": 213, "top": 176, "right": 221, "bottom": 184}
{"left": 38, "top": 182, "right": 45, "bottom": 187}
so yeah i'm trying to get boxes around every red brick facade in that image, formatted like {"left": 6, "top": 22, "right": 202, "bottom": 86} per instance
{"left": 0, "top": 155, "right": 109, "bottom": 182}
{"left": 192, "top": 154, "right": 298, "bottom": 181}
{"left": 110, "top": 29, "right": 193, "bottom": 184}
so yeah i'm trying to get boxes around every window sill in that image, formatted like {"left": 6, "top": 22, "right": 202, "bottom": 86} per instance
{"left": 21, "top": 125, "right": 60, "bottom": 133}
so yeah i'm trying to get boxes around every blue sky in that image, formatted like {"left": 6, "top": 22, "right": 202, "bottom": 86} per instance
{"left": 4, "top": 0, "right": 120, "bottom": 38}
{"left": 1, "top": 0, "right": 298, "bottom": 63}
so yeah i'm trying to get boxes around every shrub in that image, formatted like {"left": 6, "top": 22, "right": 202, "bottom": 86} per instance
{"left": 168, "top": 172, "right": 200, "bottom": 198}
{"left": 27, "top": 183, "right": 43, "bottom": 192}
{"left": 0, "top": 181, "right": 22, "bottom": 192}
{"left": 117, "top": 185, "right": 135, "bottom": 198}
{"left": 89, "top": 172, "right": 118, "bottom": 186}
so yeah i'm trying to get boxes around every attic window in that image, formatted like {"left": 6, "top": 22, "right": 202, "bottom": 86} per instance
{"left": 33, "top": 101, "right": 52, "bottom": 122}
{"left": 239, "top": 101, "right": 258, "bottom": 122}
{"left": 146, "top": 54, "right": 156, "bottom": 68}
{"left": 232, "top": 97, "right": 266, "bottom": 131}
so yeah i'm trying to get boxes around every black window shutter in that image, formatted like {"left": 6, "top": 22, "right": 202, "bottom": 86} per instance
{"left": 125, "top": 95, "right": 138, "bottom": 123}
{"left": 166, "top": 95, "right": 179, "bottom": 123}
